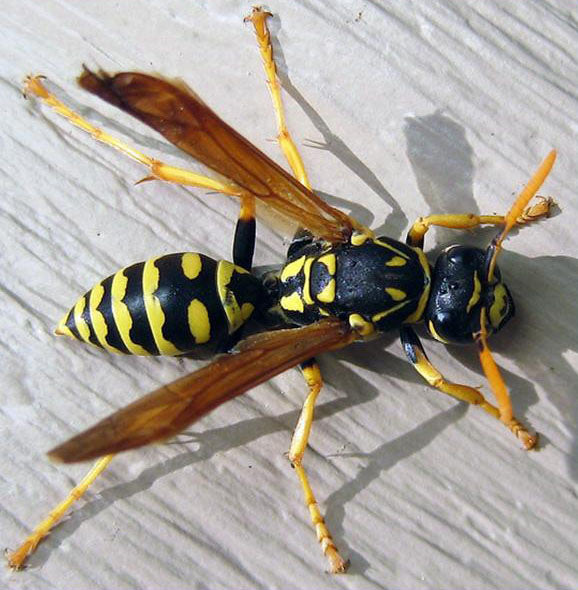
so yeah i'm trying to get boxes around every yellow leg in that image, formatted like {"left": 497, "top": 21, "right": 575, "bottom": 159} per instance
{"left": 245, "top": 7, "right": 311, "bottom": 189}
{"left": 407, "top": 198, "right": 554, "bottom": 248}
{"left": 289, "top": 360, "right": 347, "bottom": 573}
{"left": 400, "top": 326, "right": 536, "bottom": 449}
{"left": 485, "top": 151, "right": 556, "bottom": 282}
{"left": 7, "top": 454, "right": 115, "bottom": 570}
{"left": 23, "top": 76, "right": 241, "bottom": 196}
{"left": 475, "top": 309, "right": 537, "bottom": 450}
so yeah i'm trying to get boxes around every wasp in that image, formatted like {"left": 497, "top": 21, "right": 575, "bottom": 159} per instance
{"left": 9, "top": 8, "right": 556, "bottom": 574}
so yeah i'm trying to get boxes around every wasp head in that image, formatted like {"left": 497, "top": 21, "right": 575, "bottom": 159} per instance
{"left": 425, "top": 245, "right": 515, "bottom": 344}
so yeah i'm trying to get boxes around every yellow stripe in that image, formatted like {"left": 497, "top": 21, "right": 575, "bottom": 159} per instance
{"left": 142, "top": 258, "right": 180, "bottom": 355}
{"left": 317, "top": 253, "right": 336, "bottom": 275}
{"left": 466, "top": 271, "right": 482, "bottom": 313}
{"left": 89, "top": 283, "right": 123, "bottom": 353}
{"left": 316, "top": 278, "right": 336, "bottom": 303}
{"left": 111, "top": 269, "right": 150, "bottom": 355}
{"left": 181, "top": 253, "right": 202, "bottom": 280}
{"left": 348, "top": 313, "right": 375, "bottom": 337}
{"left": 372, "top": 300, "right": 410, "bottom": 323}
{"left": 489, "top": 283, "right": 509, "bottom": 329}
{"left": 241, "top": 302, "right": 254, "bottom": 321}
{"left": 350, "top": 232, "right": 370, "bottom": 246}
{"left": 405, "top": 247, "right": 431, "bottom": 323}
{"left": 73, "top": 296, "right": 91, "bottom": 344}
{"left": 280, "top": 291, "right": 305, "bottom": 312}
{"left": 386, "top": 256, "right": 406, "bottom": 267}
{"left": 386, "top": 287, "right": 406, "bottom": 301}
{"left": 373, "top": 238, "right": 410, "bottom": 259}
{"left": 217, "top": 260, "right": 249, "bottom": 333}
{"left": 428, "top": 320, "right": 449, "bottom": 344}
{"left": 187, "top": 299, "right": 211, "bottom": 344}
{"left": 280, "top": 255, "right": 305, "bottom": 282}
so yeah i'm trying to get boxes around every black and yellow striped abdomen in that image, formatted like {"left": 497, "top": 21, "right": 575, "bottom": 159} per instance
{"left": 57, "top": 253, "right": 263, "bottom": 356}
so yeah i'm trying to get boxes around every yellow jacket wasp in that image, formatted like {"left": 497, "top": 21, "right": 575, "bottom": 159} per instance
{"left": 8, "top": 7, "right": 556, "bottom": 574}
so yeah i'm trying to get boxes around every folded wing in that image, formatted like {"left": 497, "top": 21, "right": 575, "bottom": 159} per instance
{"left": 49, "top": 319, "right": 355, "bottom": 462}
{"left": 79, "top": 69, "right": 360, "bottom": 243}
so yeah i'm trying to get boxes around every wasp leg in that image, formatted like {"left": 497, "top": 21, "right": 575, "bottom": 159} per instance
{"left": 399, "top": 326, "right": 537, "bottom": 449}
{"left": 245, "top": 9, "right": 321, "bottom": 260}
{"left": 23, "top": 76, "right": 241, "bottom": 196}
{"left": 475, "top": 308, "right": 538, "bottom": 450}
{"left": 406, "top": 198, "right": 554, "bottom": 248}
{"left": 289, "top": 358, "right": 347, "bottom": 574}
{"left": 7, "top": 454, "right": 115, "bottom": 570}
{"left": 233, "top": 195, "right": 256, "bottom": 271}
{"left": 245, "top": 8, "right": 324, "bottom": 261}
{"left": 245, "top": 7, "right": 311, "bottom": 189}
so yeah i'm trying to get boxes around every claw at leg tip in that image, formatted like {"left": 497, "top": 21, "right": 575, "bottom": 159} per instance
{"left": 521, "top": 431, "right": 539, "bottom": 451}
{"left": 329, "top": 556, "right": 348, "bottom": 574}
{"left": 6, "top": 549, "right": 27, "bottom": 571}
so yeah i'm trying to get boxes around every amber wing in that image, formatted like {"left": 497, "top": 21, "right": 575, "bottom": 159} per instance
{"left": 78, "top": 69, "right": 359, "bottom": 243}
{"left": 49, "top": 319, "right": 355, "bottom": 463}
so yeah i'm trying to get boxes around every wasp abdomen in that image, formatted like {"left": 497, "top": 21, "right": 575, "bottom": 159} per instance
{"left": 57, "top": 253, "right": 262, "bottom": 356}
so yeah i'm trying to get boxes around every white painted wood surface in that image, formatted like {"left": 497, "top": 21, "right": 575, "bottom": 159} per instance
{"left": 1, "top": 2, "right": 577, "bottom": 589}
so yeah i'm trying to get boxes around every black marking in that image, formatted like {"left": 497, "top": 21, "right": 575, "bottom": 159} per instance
{"left": 154, "top": 254, "right": 229, "bottom": 353}
{"left": 276, "top": 235, "right": 430, "bottom": 331}
{"left": 310, "top": 258, "right": 333, "bottom": 296}
{"left": 64, "top": 308, "right": 81, "bottom": 340}
{"left": 233, "top": 217, "right": 256, "bottom": 271}
{"left": 286, "top": 228, "right": 317, "bottom": 259}
{"left": 122, "top": 262, "right": 159, "bottom": 355}
{"left": 406, "top": 228, "right": 424, "bottom": 249}
{"left": 97, "top": 275, "right": 130, "bottom": 353}
{"left": 227, "top": 267, "right": 264, "bottom": 311}
{"left": 334, "top": 239, "right": 425, "bottom": 330}
{"left": 300, "top": 357, "right": 317, "bottom": 371}
{"left": 80, "top": 293, "right": 99, "bottom": 346}
{"left": 399, "top": 325, "right": 423, "bottom": 365}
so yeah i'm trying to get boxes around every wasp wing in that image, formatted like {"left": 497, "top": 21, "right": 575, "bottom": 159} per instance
{"left": 78, "top": 69, "right": 359, "bottom": 243}
{"left": 49, "top": 319, "right": 355, "bottom": 463}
